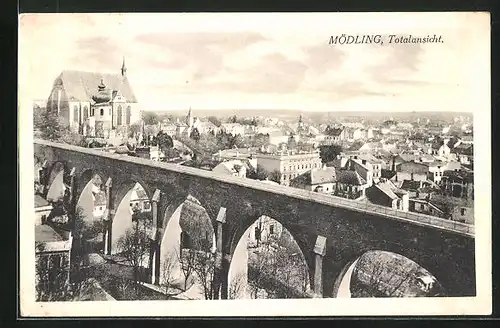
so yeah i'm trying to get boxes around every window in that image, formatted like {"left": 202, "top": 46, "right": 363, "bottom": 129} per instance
{"left": 126, "top": 106, "right": 131, "bottom": 125}
{"left": 283, "top": 174, "right": 287, "bottom": 180}
{"left": 109, "top": 108, "right": 112, "bottom": 115}
{"left": 420, "top": 204, "right": 424, "bottom": 210}
{"left": 143, "top": 201, "right": 151, "bottom": 210}
{"left": 91, "top": 108, "right": 95, "bottom": 116}
{"left": 269, "top": 224, "right": 274, "bottom": 235}
{"left": 117, "top": 105, "right": 123, "bottom": 125}
{"left": 461, "top": 208, "right": 466, "bottom": 216}
{"left": 73, "top": 105, "right": 79, "bottom": 122}
{"left": 41, "top": 215, "right": 47, "bottom": 224}
{"left": 83, "top": 106, "right": 89, "bottom": 120}
{"left": 100, "top": 108, "right": 104, "bottom": 116}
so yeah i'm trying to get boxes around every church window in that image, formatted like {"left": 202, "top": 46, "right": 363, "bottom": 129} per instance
{"left": 83, "top": 106, "right": 89, "bottom": 120}
{"left": 117, "top": 105, "right": 123, "bottom": 125}
{"left": 73, "top": 106, "right": 79, "bottom": 122}
{"left": 126, "top": 106, "right": 131, "bottom": 125}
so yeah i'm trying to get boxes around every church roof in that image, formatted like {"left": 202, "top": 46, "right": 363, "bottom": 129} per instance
{"left": 56, "top": 70, "right": 137, "bottom": 103}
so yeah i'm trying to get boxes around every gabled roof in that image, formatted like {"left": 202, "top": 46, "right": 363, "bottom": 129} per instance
{"left": 92, "top": 191, "right": 107, "bottom": 206}
{"left": 324, "top": 126, "right": 344, "bottom": 137}
{"left": 336, "top": 170, "right": 366, "bottom": 185}
{"left": 35, "top": 225, "right": 64, "bottom": 242}
{"left": 57, "top": 70, "right": 137, "bottom": 103}
{"left": 292, "top": 167, "right": 336, "bottom": 186}
{"left": 35, "top": 194, "right": 51, "bottom": 208}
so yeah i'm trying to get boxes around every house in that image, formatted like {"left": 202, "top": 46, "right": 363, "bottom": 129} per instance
{"left": 254, "top": 148, "right": 322, "bottom": 186}
{"left": 366, "top": 179, "right": 409, "bottom": 211}
{"left": 212, "top": 160, "right": 248, "bottom": 178}
{"left": 35, "top": 225, "right": 73, "bottom": 290}
{"left": 129, "top": 183, "right": 151, "bottom": 213}
{"left": 221, "top": 123, "right": 245, "bottom": 136}
{"left": 441, "top": 170, "right": 474, "bottom": 200}
{"left": 426, "top": 162, "right": 446, "bottom": 184}
{"left": 248, "top": 216, "right": 284, "bottom": 248}
{"left": 334, "top": 170, "right": 368, "bottom": 199}
{"left": 399, "top": 179, "right": 438, "bottom": 199}
{"left": 92, "top": 191, "right": 107, "bottom": 219}
{"left": 135, "top": 145, "right": 165, "bottom": 162}
{"left": 426, "top": 194, "right": 474, "bottom": 224}
{"left": 290, "top": 166, "right": 336, "bottom": 193}
{"left": 460, "top": 135, "right": 474, "bottom": 144}
{"left": 213, "top": 148, "right": 258, "bottom": 169}
{"left": 408, "top": 198, "right": 447, "bottom": 219}
{"left": 452, "top": 143, "right": 473, "bottom": 165}
{"left": 346, "top": 158, "right": 374, "bottom": 186}
{"left": 35, "top": 194, "right": 53, "bottom": 225}
{"left": 323, "top": 126, "right": 345, "bottom": 144}
{"left": 395, "top": 161, "right": 429, "bottom": 182}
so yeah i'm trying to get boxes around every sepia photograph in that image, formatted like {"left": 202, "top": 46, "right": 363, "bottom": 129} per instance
{"left": 18, "top": 12, "right": 491, "bottom": 317}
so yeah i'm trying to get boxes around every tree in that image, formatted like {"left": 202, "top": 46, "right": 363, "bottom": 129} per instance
{"left": 155, "top": 131, "right": 174, "bottom": 155}
{"left": 33, "top": 104, "right": 45, "bottom": 129}
{"left": 39, "top": 109, "right": 64, "bottom": 141}
{"left": 129, "top": 123, "right": 142, "bottom": 138}
{"left": 229, "top": 115, "right": 237, "bottom": 123}
{"left": 190, "top": 127, "right": 201, "bottom": 142}
{"left": 319, "top": 145, "right": 343, "bottom": 163}
{"left": 177, "top": 247, "right": 196, "bottom": 291}
{"left": 159, "top": 251, "right": 177, "bottom": 295}
{"left": 116, "top": 209, "right": 152, "bottom": 291}
{"left": 247, "top": 164, "right": 269, "bottom": 180}
{"left": 192, "top": 245, "right": 216, "bottom": 300}
{"left": 207, "top": 116, "right": 222, "bottom": 127}
{"left": 268, "top": 170, "right": 282, "bottom": 184}
{"left": 142, "top": 112, "right": 159, "bottom": 125}
{"left": 228, "top": 272, "right": 247, "bottom": 299}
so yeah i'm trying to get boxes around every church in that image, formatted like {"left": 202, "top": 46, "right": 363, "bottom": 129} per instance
{"left": 46, "top": 58, "right": 141, "bottom": 138}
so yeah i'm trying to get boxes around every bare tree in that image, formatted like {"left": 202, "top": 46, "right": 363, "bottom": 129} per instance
{"left": 228, "top": 272, "right": 247, "bottom": 299}
{"left": 193, "top": 247, "right": 215, "bottom": 300}
{"left": 177, "top": 247, "right": 196, "bottom": 291}
{"left": 159, "top": 251, "right": 176, "bottom": 295}
{"left": 116, "top": 209, "right": 152, "bottom": 292}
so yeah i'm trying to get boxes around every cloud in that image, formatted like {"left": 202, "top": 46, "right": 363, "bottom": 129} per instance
{"left": 367, "top": 40, "right": 423, "bottom": 83}
{"left": 134, "top": 32, "right": 269, "bottom": 81}
{"left": 302, "top": 44, "right": 346, "bottom": 74}
{"left": 71, "top": 36, "right": 122, "bottom": 69}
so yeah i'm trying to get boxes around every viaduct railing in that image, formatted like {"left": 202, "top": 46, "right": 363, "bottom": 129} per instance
{"left": 34, "top": 139, "right": 475, "bottom": 238}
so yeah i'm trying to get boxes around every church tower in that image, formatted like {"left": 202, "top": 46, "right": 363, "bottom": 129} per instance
{"left": 186, "top": 106, "right": 193, "bottom": 127}
{"left": 121, "top": 57, "right": 127, "bottom": 76}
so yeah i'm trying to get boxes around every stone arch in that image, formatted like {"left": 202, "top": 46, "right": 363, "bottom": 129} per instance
{"left": 330, "top": 241, "right": 447, "bottom": 298}
{"left": 110, "top": 179, "right": 154, "bottom": 256}
{"left": 74, "top": 169, "right": 107, "bottom": 225}
{"left": 156, "top": 194, "right": 216, "bottom": 292}
{"left": 45, "top": 161, "right": 67, "bottom": 203}
{"left": 227, "top": 215, "right": 313, "bottom": 299}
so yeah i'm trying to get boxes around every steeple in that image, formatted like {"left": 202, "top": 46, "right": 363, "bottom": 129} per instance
{"left": 121, "top": 56, "right": 127, "bottom": 76}
{"left": 186, "top": 106, "right": 193, "bottom": 127}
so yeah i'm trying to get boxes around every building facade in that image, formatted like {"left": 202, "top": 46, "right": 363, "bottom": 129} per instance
{"left": 46, "top": 59, "right": 141, "bottom": 137}
{"left": 255, "top": 149, "right": 322, "bottom": 186}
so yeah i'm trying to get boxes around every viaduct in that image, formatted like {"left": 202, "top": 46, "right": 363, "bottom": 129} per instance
{"left": 34, "top": 139, "right": 476, "bottom": 298}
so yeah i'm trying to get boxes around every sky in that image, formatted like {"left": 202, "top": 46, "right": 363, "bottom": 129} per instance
{"left": 19, "top": 13, "right": 489, "bottom": 112}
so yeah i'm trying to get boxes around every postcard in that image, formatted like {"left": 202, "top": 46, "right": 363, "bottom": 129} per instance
{"left": 18, "top": 12, "right": 491, "bottom": 317}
